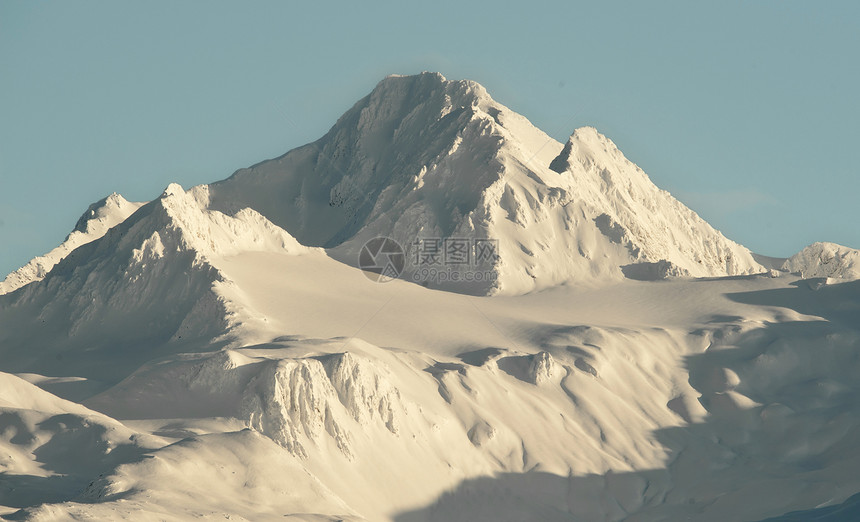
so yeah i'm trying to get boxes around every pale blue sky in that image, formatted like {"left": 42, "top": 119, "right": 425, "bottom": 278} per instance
{"left": 2, "top": 1, "right": 858, "bottom": 277}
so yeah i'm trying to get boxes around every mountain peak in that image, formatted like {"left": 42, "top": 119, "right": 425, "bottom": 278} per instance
{"left": 550, "top": 126, "right": 622, "bottom": 174}
{"left": 72, "top": 192, "right": 139, "bottom": 235}
{"left": 374, "top": 71, "right": 490, "bottom": 100}
{"left": 161, "top": 182, "right": 186, "bottom": 199}
{"left": 360, "top": 72, "right": 496, "bottom": 129}
{"left": 384, "top": 71, "right": 447, "bottom": 82}
{"left": 203, "top": 73, "right": 764, "bottom": 293}
{"left": 0, "top": 181, "right": 315, "bottom": 381}
{"left": 571, "top": 125, "right": 602, "bottom": 140}
{"left": 783, "top": 242, "right": 860, "bottom": 279}
{"left": 543, "top": 126, "right": 764, "bottom": 280}
{"left": 206, "top": 72, "right": 552, "bottom": 270}
{"left": 1, "top": 193, "right": 144, "bottom": 295}
{"left": 10, "top": 73, "right": 766, "bottom": 298}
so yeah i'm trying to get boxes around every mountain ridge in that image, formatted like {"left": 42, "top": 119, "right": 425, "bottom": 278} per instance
{"left": 0, "top": 184, "right": 314, "bottom": 384}
{"left": 204, "top": 72, "right": 765, "bottom": 294}
{"left": 7, "top": 73, "right": 858, "bottom": 297}
{"left": 0, "top": 193, "right": 144, "bottom": 295}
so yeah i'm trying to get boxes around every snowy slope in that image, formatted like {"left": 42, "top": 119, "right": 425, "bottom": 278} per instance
{"left": 782, "top": 241, "right": 860, "bottom": 279}
{"left": 0, "top": 193, "right": 144, "bottom": 295}
{"left": 0, "top": 371, "right": 162, "bottom": 513}
{"left": 206, "top": 72, "right": 763, "bottom": 294}
{"left": 9, "top": 258, "right": 860, "bottom": 521}
{"left": 21, "top": 430, "right": 361, "bottom": 521}
{"left": 546, "top": 127, "right": 764, "bottom": 279}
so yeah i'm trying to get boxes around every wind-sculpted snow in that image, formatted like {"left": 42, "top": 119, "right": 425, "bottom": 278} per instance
{"left": 242, "top": 358, "right": 351, "bottom": 458}
{"left": 0, "top": 372, "right": 159, "bottom": 511}
{"left": 25, "top": 430, "right": 360, "bottom": 521}
{"left": 241, "top": 351, "right": 404, "bottom": 459}
{"left": 5, "top": 275, "right": 860, "bottom": 519}
{"left": 92, "top": 326, "right": 706, "bottom": 477}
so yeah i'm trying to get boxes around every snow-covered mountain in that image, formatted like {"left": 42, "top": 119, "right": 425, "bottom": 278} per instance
{"left": 547, "top": 127, "right": 763, "bottom": 279}
{"left": 782, "top": 241, "right": 860, "bottom": 280}
{"left": 2, "top": 72, "right": 859, "bottom": 521}
{"left": 0, "top": 193, "right": 144, "bottom": 295}
{"left": 2, "top": 73, "right": 763, "bottom": 297}
{"left": 206, "top": 72, "right": 764, "bottom": 294}
{"left": 0, "top": 184, "right": 313, "bottom": 384}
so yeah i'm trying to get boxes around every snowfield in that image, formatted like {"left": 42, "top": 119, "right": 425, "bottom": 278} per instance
{"left": 2, "top": 73, "right": 859, "bottom": 521}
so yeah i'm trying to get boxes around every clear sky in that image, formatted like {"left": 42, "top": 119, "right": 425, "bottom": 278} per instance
{"left": 2, "top": 1, "right": 858, "bottom": 277}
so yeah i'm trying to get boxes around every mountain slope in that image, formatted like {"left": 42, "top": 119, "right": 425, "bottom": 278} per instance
{"left": 0, "top": 184, "right": 314, "bottom": 387}
{"left": 782, "top": 242, "right": 860, "bottom": 279}
{"left": 11, "top": 269, "right": 860, "bottom": 521}
{"left": 0, "top": 371, "right": 162, "bottom": 512}
{"left": 0, "top": 193, "right": 144, "bottom": 295}
{"left": 204, "top": 72, "right": 762, "bottom": 294}
{"left": 545, "top": 127, "right": 764, "bottom": 279}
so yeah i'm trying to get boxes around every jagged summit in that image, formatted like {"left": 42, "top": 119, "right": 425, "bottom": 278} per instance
{"left": 72, "top": 192, "right": 135, "bottom": 234}
{"left": 0, "top": 183, "right": 312, "bottom": 382}
{"left": 5, "top": 73, "right": 769, "bottom": 298}
{"left": 207, "top": 72, "right": 529, "bottom": 250}
{"left": 548, "top": 126, "right": 602, "bottom": 173}
{"left": 206, "top": 72, "right": 763, "bottom": 293}
{"left": 4, "top": 73, "right": 765, "bottom": 297}
{"left": 0, "top": 192, "right": 144, "bottom": 295}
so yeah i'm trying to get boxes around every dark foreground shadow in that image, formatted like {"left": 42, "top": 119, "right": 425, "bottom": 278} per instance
{"left": 0, "top": 411, "right": 146, "bottom": 518}
{"left": 0, "top": 474, "right": 81, "bottom": 513}
{"left": 760, "top": 491, "right": 860, "bottom": 521}
{"left": 394, "top": 469, "right": 676, "bottom": 522}
{"left": 726, "top": 278, "right": 860, "bottom": 327}
{"left": 395, "top": 465, "right": 860, "bottom": 522}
